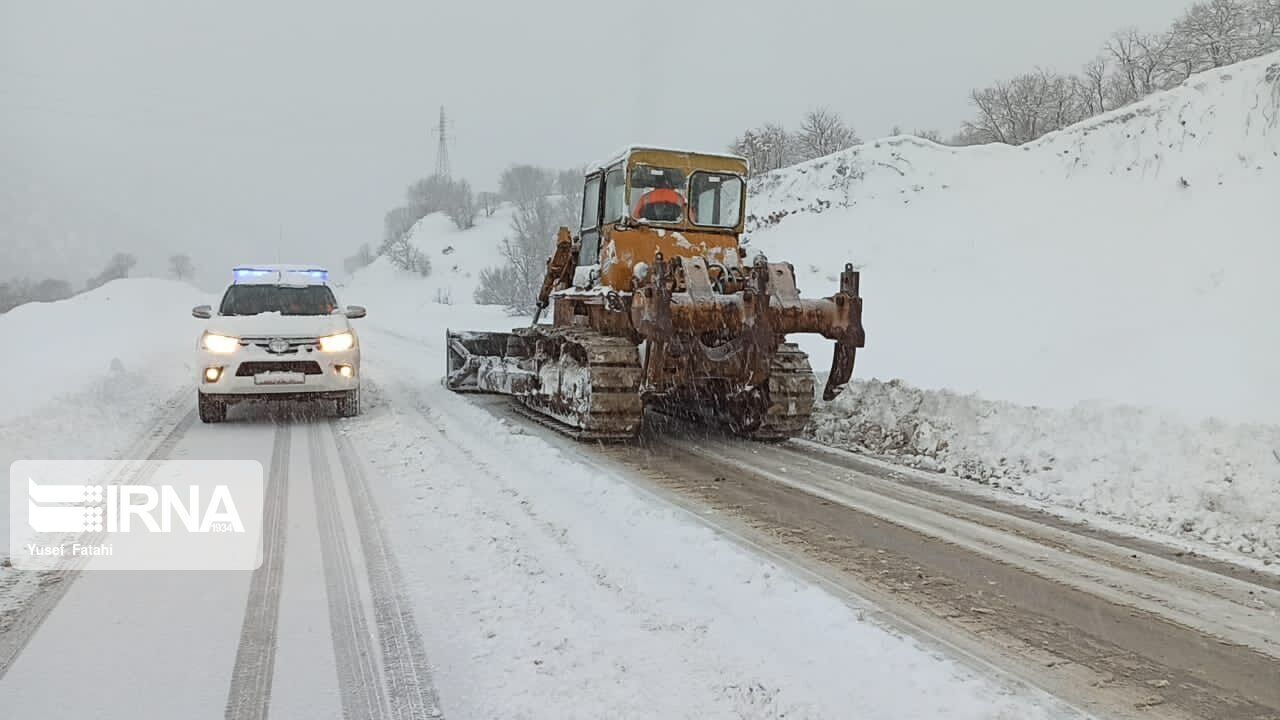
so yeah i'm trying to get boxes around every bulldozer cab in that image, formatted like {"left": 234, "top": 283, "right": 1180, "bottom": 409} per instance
{"left": 578, "top": 147, "right": 748, "bottom": 288}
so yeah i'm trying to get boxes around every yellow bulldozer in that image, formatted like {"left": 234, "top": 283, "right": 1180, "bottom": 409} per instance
{"left": 445, "top": 146, "right": 865, "bottom": 440}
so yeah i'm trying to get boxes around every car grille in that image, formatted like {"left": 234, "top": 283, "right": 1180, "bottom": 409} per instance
{"left": 235, "top": 361, "right": 324, "bottom": 377}
{"left": 237, "top": 337, "right": 320, "bottom": 355}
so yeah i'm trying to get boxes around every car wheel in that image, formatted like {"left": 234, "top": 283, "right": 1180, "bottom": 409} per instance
{"left": 198, "top": 393, "right": 227, "bottom": 423}
{"left": 336, "top": 388, "right": 361, "bottom": 418}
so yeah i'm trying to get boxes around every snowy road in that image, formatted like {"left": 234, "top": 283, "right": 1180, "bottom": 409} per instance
{"left": 0, "top": 320, "right": 1274, "bottom": 719}
{"left": 579, "top": 426, "right": 1280, "bottom": 720}
{"left": 0, "top": 406, "right": 441, "bottom": 720}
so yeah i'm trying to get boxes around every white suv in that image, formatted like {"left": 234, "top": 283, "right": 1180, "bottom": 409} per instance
{"left": 192, "top": 265, "right": 365, "bottom": 423}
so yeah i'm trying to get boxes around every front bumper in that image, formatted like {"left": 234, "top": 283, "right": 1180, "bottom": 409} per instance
{"left": 197, "top": 345, "right": 360, "bottom": 397}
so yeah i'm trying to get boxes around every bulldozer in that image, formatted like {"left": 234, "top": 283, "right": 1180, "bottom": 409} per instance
{"left": 445, "top": 146, "right": 865, "bottom": 440}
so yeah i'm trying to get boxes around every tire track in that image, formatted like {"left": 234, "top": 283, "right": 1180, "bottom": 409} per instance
{"left": 0, "top": 404, "right": 195, "bottom": 679}
{"left": 331, "top": 421, "right": 443, "bottom": 719}
{"left": 307, "top": 422, "right": 391, "bottom": 720}
{"left": 224, "top": 422, "right": 291, "bottom": 720}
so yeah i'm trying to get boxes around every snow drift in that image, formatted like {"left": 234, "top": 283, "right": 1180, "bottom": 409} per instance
{"left": 812, "top": 378, "right": 1280, "bottom": 560}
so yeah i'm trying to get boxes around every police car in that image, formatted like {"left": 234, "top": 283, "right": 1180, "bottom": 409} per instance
{"left": 191, "top": 265, "right": 365, "bottom": 423}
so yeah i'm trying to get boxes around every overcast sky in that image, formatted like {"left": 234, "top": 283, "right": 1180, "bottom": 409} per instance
{"left": 1, "top": 0, "right": 1188, "bottom": 289}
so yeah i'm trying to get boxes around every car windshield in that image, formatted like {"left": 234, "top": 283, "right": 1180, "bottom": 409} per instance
{"left": 219, "top": 284, "right": 337, "bottom": 316}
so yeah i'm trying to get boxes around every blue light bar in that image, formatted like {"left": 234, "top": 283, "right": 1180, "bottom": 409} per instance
{"left": 231, "top": 266, "right": 329, "bottom": 284}
{"left": 233, "top": 268, "right": 275, "bottom": 279}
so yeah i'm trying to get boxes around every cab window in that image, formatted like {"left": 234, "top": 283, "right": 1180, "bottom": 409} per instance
{"left": 629, "top": 165, "right": 686, "bottom": 223}
{"left": 690, "top": 172, "right": 743, "bottom": 229}
{"left": 581, "top": 174, "right": 601, "bottom": 230}
{"left": 602, "top": 165, "right": 626, "bottom": 224}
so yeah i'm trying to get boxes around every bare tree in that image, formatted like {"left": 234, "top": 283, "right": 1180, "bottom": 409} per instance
{"left": 473, "top": 265, "right": 522, "bottom": 307}
{"left": 795, "top": 108, "right": 859, "bottom": 161}
{"left": 404, "top": 174, "right": 454, "bottom": 218}
{"left": 380, "top": 234, "right": 431, "bottom": 276}
{"left": 169, "top": 253, "right": 195, "bottom": 281}
{"left": 1170, "top": 0, "right": 1254, "bottom": 73}
{"left": 964, "top": 70, "right": 1087, "bottom": 145}
{"left": 1079, "top": 56, "right": 1111, "bottom": 116}
{"left": 343, "top": 243, "right": 375, "bottom": 274}
{"left": 1251, "top": 0, "right": 1280, "bottom": 52}
{"left": 477, "top": 191, "right": 500, "bottom": 217}
{"left": 730, "top": 123, "right": 799, "bottom": 174}
{"left": 499, "top": 165, "right": 556, "bottom": 209}
{"left": 85, "top": 252, "right": 138, "bottom": 291}
{"left": 382, "top": 205, "right": 420, "bottom": 250}
{"left": 555, "top": 167, "right": 585, "bottom": 230}
{"left": 951, "top": 0, "right": 1280, "bottom": 152}
{"left": 475, "top": 197, "right": 558, "bottom": 314}
{"left": 444, "top": 179, "right": 478, "bottom": 230}
{"left": 729, "top": 128, "right": 767, "bottom": 173}
{"left": 0, "top": 277, "right": 74, "bottom": 313}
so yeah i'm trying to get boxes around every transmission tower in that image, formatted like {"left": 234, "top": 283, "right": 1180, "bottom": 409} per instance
{"left": 433, "top": 106, "right": 451, "bottom": 179}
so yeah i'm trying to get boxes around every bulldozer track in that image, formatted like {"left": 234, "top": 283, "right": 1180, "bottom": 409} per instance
{"left": 748, "top": 342, "right": 817, "bottom": 440}
{"left": 515, "top": 329, "right": 645, "bottom": 440}
{"left": 645, "top": 342, "right": 817, "bottom": 441}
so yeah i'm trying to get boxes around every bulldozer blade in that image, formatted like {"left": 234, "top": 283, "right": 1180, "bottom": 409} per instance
{"left": 445, "top": 329, "right": 537, "bottom": 394}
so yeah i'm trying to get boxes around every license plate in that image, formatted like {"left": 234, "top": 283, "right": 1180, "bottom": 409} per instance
{"left": 254, "top": 372, "right": 305, "bottom": 386}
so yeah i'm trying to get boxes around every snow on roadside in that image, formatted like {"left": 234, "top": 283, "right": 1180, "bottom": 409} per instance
{"left": 0, "top": 278, "right": 209, "bottom": 423}
{"left": 344, "top": 327, "right": 1081, "bottom": 720}
{"left": 810, "top": 379, "right": 1280, "bottom": 562}
{"left": 0, "top": 278, "right": 208, "bottom": 621}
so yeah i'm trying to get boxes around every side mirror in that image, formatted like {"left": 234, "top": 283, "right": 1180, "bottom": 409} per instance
{"left": 345, "top": 305, "right": 367, "bottom": 319}
{"left": 192, "top": 305, "right": 213, "bottom": 319}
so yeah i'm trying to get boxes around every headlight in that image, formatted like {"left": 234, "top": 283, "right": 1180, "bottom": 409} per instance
{"left": 318, "top": 331, "right": 355, "bottom": 352}
{"left": 201, "top": 332, "right": 239, "bottom": 354}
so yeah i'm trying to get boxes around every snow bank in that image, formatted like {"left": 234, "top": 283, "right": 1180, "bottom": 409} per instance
{"left": 810, "top": 379, "right": 1280, "bottom": 561}
{"left": 747, "top": 51, "right": 1280, "bottom": 425}
{"left": 0, "top": 278, "right": 210, "bottom": 423}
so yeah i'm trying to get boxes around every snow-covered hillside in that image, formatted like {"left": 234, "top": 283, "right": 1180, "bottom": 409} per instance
{"left": 747, "top": 51, "right": 1280, "bottom": 426}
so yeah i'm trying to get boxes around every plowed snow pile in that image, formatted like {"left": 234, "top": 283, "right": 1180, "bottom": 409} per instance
{"left": 747, "top": 53, "right": 1280, "bottom": 561}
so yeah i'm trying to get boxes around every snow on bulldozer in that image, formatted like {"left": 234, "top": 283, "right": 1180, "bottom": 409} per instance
{"left": 445, "top": 146, "right": 865, "bottom": 440}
